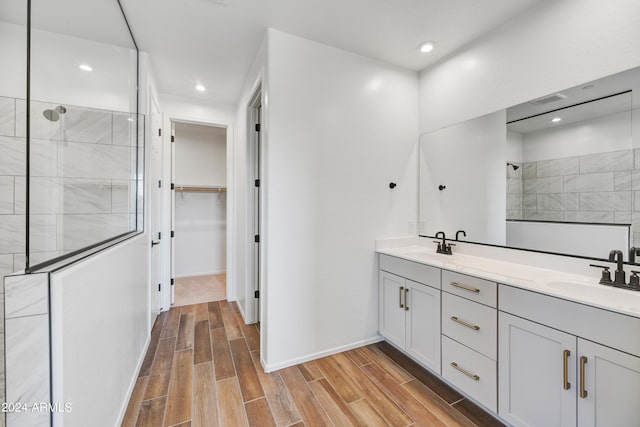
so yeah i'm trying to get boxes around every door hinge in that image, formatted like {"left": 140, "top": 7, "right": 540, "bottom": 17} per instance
{"left": 158, "top": 232, "right": 161, "bottom": 240}
{"left": 171, "top": 183, "right": 175, "bottom": 190}
{"left": 171, "top": 278, "right": 174, "bottom": 286}
{"left": 254, "top": 290, "right": 259, "bottom": 298}
{"left": 171, "top": 135, "right": 175, "bottom": 143}
{"left": 158, "top": 283, "right": 161, "bottom": 292}
{"left": 158, "top": 128, "right": 162, "bottom": 136}
{"left": 255, "top": 179, "right": 260, "bottom": 187}
{"left": 254, "top": 235, "right": 260, "bottom": 243}
{"left": 158, "top": 180, "right": 161, "bottom": 188}
{"left": 171, "top": 230, "right": 175, "bottom": 238}
{"left": 255, "top": 123, "right": 261, "bottom": 132}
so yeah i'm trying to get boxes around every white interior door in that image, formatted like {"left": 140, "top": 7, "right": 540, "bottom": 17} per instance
{"left": 170, "top": 121, "right": 176, "bottom": 306}
{"left": 149, "top": 94, "right": 163, "bottom": 316}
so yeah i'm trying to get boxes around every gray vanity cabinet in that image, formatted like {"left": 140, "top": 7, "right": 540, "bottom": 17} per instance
{"left": 498, "top": 312, "right": 577, "bottom": 427}
{"left": 499, "top": 286, "right": 640, "bottom": 427}
{"left": 379, "top": 255, "right": 442, "bottom": 374}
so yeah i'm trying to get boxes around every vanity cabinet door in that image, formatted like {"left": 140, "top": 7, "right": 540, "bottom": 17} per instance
{"left": 577, "top": 339, "right": 640, "bottom": 427}
{"left": 379, "top": 271, "right": 406, "bottom": 349}
{"left": 405, "top": 280, "right": 441, "bottom": 374}
{"left": 498, "top": 312, "right": 577, "bottom": 427}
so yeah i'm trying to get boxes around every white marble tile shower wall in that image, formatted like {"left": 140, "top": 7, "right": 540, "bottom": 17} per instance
{"left": 518, "top": 149, "right": 640, "bottom": 246}
{"left": 506, "top": 162, "right": 523, "bottom": 219}
{"left": 0, "top": 95, "right": 138, "bottom": 278}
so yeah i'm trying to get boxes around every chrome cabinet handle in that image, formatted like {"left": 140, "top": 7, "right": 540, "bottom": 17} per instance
{"left": 450, "top": 362, "right": 480, "bottom": 381}
{"left": 399, "top": 286, "right": 404, "bottom": 308}
{"left": 563, "top": 350, "right": 571, "bottom": 390}
{"left": 450, "top": 282, "right": 480, "bottom": 293}
{"left": 579, "top": 356, "right": 588, "bottom": 398}
{"left": 450, "top": 316, "right": 480, "bottom": 331}
{"left": 404, "top": 288, "right": 409, "bottom": 311}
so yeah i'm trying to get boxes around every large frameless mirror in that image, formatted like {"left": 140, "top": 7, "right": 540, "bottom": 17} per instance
{"left": 419, "top": 66, "right": 640, "bottom": 262}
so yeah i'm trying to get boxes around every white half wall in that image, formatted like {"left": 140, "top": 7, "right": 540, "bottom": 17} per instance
{"left": 49, "top": 235, "right": 149, "bottom": 427}
{"left": 263, "top": 29, "right": 418, "bottom": 370}
{"left": 506, "top": 221, "right": 629, "bottom": 259}
{"left": 419, "top": 0, "right": 640, "bottom": 134}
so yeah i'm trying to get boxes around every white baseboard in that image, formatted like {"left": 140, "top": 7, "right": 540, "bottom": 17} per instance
{"left": 174, "top": 269, "right": 227, "bottom": 279}
{"left": 262, "top": 335, "right": 384, "bottom": 373}
{"left": 114, "top": 318, "right": 155, "bottom": 427}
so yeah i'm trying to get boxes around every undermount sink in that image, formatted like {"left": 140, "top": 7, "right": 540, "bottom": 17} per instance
{"left": 543, "top": 280, "right": 640, "bottom": 307}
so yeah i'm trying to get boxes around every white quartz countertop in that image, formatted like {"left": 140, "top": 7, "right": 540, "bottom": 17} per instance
{"left": 377, "top": 245, "right": 640, "bottom": 318}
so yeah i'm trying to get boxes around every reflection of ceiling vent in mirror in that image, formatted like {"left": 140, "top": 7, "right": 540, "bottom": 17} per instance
{"left": 530, "top": 93, "right": 568, "bottom": 105}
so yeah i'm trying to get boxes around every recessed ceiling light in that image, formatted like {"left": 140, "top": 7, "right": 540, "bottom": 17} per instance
{"left": 195, "top": 84, "right": 206, "bottom": 92}
{"left": 552, "top": 117, "right": 562, "bottom": 123}
{"left": 79, "top": 64, "right": 93, "bottom": 72}
{"left": 418, "top": 42, "right": 435, "bottom": 53}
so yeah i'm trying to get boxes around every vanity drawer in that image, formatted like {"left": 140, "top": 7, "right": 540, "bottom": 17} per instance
{"left": 379, "top": 254, "right": 441, "bottom": 289}
{"left": 442, "top": 292, "right": 497, "bottom": 360}
{"left": 442, "top": 335, "right": 497, "bottom": 412}
{"left": 442, "top": 270, "right": 497, "bottom": 307}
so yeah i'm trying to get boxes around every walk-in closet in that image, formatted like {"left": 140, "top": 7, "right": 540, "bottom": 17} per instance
{"left": 172, "top": 121, "right": 227, "bottom": 306}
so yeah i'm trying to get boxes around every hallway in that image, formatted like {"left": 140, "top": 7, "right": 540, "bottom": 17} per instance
{"left": 121, "top": 301, "right": 501, "bottom": 427}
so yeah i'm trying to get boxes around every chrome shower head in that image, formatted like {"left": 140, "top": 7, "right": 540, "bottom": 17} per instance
{"left": 42, "top": 109, "right": 60, "bottom": 122}
{"left": 42, "top": 106, "right": 67, "bottom": 122}
{"left": 507, "top": 162, "right": 520, "bottom": 171}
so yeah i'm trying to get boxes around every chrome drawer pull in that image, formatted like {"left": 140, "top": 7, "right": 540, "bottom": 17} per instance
{"left": 450, "top": 282, "right": 480, "bottom": 293}
{"left": 450, "top": 362, "right": 480, "bottom": 381}
{"left": 399, "top": 286, "right": 404, "bottom": 308}
{"left": 450, "top": 316, "right": 480, "bottom": 331}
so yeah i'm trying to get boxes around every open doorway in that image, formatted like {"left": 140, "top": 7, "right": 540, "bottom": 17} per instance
{"left": 171, "top": 120, "right": 228, "bottom": 307}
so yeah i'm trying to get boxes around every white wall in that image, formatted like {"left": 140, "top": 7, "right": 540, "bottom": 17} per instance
{"left": 507, "top": 131, "right": 523, "bottom": 163}
{"left": 419, "top": 111, "right": 506, "bottom": 244}
{"left": 263, "top": 29, "right": 418, "bottom": 370}
{"left": 419, "top": 0, "right": 640, "bottom": 134}
{"left": 174, "top": 192, "right": 227, "bottom": 277}
{"left": 521, "top": 110, "right": 633, "bottom": 162}
{"left": 49, "top": 234, "right": 149, "bottom": 427}
{"left": 174, "top": 122, "right": 227, "bottom": 186}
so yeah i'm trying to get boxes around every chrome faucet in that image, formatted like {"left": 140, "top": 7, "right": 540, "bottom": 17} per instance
{"left": 608, "top": 250, "right": 626, "bottom": 286}
{"left": 433, "top": 231, "right": 454, "bottom": 255}
{"left": 630, "top": 247, "right": 640, "bottom": 263}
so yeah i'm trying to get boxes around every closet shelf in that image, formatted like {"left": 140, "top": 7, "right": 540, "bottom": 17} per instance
{"left": 175, "top": 185, "right": 227, "bottom": 193}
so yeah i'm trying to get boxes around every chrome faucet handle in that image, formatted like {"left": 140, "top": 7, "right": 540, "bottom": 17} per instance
{"left": 590, "top": 264, "right": 612, "bottom": 285}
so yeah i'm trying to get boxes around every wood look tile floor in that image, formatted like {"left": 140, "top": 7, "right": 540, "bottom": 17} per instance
{"left": 122, "top": 301, "right": 504, "bottom": 427}
{"left": 173, "top": 274, "right": 227, "bottom": 307}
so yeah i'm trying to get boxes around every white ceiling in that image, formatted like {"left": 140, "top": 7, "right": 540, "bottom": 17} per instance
{"left": 120, "top": 0, "right": 547, "bottom": 105}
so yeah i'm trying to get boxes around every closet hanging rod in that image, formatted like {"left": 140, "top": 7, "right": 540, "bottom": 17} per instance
{"left": 175, "top": 186, "right": 227, "bottom": 193}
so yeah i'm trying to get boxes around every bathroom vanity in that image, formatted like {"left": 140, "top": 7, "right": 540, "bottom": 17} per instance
{"left": 377, "top": 243, "right": 640, "bottom": 427}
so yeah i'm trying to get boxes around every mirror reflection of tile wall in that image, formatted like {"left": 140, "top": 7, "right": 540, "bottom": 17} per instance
{"left": 507, "top": 100, "right": 639, "bottom": 247}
